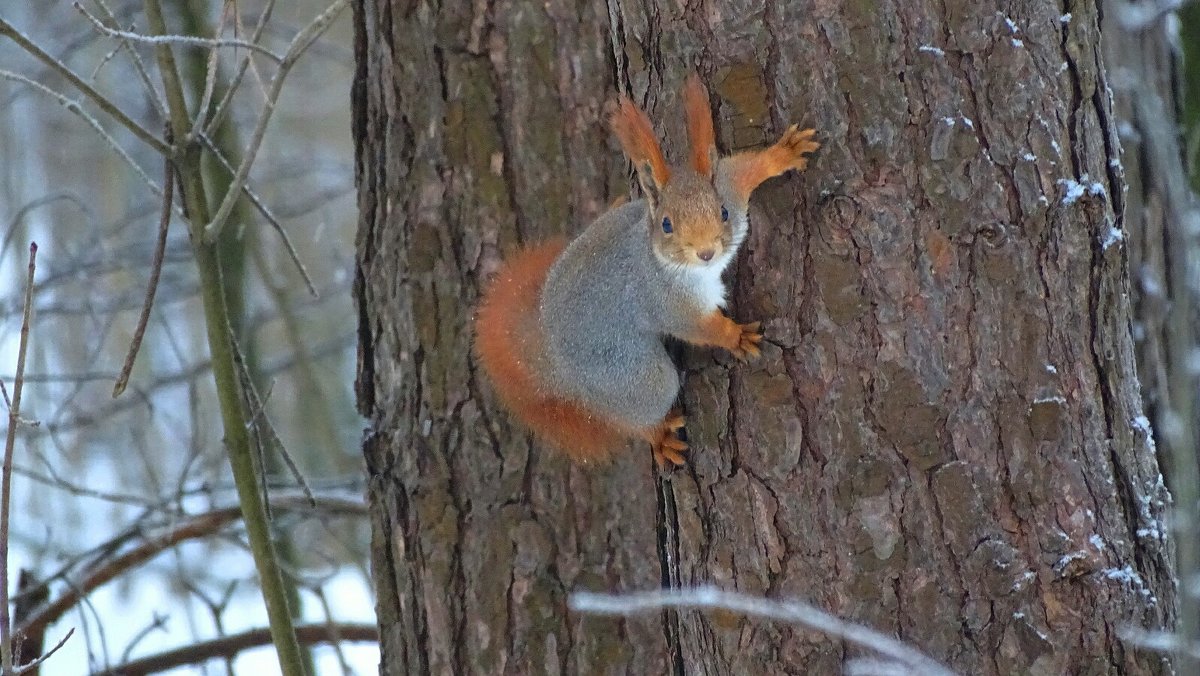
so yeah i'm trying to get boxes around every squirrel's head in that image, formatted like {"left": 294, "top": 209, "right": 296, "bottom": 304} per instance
{"left": 609, "top": 76, "right": 732, "bottom": 269}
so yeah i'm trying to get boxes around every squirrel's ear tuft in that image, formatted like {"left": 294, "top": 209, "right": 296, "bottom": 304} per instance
{"left": 683, "top": 74, "right": 716, "bottom": 179}
{"left": 610, "top": 95, "right": 671, "bottom": 194}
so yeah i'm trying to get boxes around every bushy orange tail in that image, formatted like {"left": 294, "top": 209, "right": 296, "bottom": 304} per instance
{"left": 474, "top": 240, "right": 630, "bottom": 462}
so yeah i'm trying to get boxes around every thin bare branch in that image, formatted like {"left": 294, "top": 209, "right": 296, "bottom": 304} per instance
{"left": 113, "top": 146, "right": 175, "bottom": 398}
{"left": 570, "top": 587, "right": 959, "bottom": 676}
{"left": 0, "top": 18, "right": 167, "bottom": 154}
{"left": 204, "top": 0, "right": 277, "bottom": 136}
{"left": 197, "top": 133, "right": 318, "bottom": 295}
{"left": 1, "top": 243, "right": 38, "bottom": 675}
{"left": 74, "top": 3, "right": 284, "bottom": 63}
{"left": 232, "top": 335, "right": 316, "bottom": 507}
{"left": 12, "top": 628, "right": 73, "bottom": 676}
{"left": 0, "top": 70, "right": 181, "bottom": 219}
{"left": 14, "top": 495, "right": 366, "bottom": 641}
{"left": 90, "top": 0, "right": 167, "bottom": 118}
{"left": 95, "top": 623, "right": 377, "bottom": 676}
{"left": 201, "top": 0, "right": 349, "bottom": 243}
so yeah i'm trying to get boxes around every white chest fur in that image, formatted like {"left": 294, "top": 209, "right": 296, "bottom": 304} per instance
{"left": 682, "top": 260, "right": 730, "bottom": 310}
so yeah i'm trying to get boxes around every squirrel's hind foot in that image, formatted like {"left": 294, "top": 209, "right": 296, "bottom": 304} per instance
{"left": 647, "top": 412, "right": 688, "bottom": 469}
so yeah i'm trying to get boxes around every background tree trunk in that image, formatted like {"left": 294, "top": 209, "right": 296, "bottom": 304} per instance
{"left": 353, "top": 0, "right": 1175, "bottom": 673}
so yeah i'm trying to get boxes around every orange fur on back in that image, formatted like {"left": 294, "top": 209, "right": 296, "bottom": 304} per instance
{"left": 609, "top": 96, "right": 671, "bottom": 186}
{"left": 683, "top": 75, "right": 715, "bottom": 177}
{"left": 474, "top": 240, "right": 631, "bottom": 462}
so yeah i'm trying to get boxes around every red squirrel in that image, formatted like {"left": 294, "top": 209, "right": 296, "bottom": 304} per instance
{"left": 474, "top": 76, "right": 819, "bottom": 468}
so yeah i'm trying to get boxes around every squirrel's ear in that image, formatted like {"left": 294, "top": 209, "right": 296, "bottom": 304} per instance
{"left": 683, "top": 74, "right": 717, "bottom": 180}
{"left": 610, "top": 95, "right": 670, "bottom": 200}
{"left": 637, "top": 161, "right": 662, "bottom": 207}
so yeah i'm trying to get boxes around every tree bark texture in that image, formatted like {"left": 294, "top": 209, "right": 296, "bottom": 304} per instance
{"left": 353, "top": 1, "right": 1175, "bottom": 673}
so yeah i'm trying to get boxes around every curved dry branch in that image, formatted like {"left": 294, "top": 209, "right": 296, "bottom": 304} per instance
{"left": 14, "top": 496, "right": 366, "bottom": 641}
{"left": 94, "top": 623, "right": 377, "bottom": 676}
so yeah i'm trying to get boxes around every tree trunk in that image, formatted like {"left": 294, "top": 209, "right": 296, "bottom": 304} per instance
{"left": 352, "top": 1, "right": 1176, "bottom": 673}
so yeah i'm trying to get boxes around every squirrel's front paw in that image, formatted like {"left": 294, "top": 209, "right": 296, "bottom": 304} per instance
{"left": 730, "top": 321, "right": 763, "bottom": 360}
{"left": 775, "top": 125, "right": 820, "bottom": 172}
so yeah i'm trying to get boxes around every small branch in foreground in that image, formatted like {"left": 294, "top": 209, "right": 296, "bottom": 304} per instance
{"left": 569, "top": 587, "right": 958, "bottom": 676}
{"left": 94, "top": 623, "right": 377, "bottom": 676}
{"left": 14, "top": 495, "right": 366, "bottom": 642}
{"left": 113, "top": 144, "right": 175, "bottom": 397}
{"left": 12, "top": 628, "right": 73, "bottom": 676}
{"left": 1120, "top": 625, "right": 1200, "bottom": 660}
{"left": 1, "top": 243, "right": 38, "bottom": 675}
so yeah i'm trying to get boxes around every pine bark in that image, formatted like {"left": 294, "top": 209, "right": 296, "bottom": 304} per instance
{"left": 352, "top": 1, "right": 1175, "bottom": 673}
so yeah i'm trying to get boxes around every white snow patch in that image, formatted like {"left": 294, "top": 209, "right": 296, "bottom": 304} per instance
{"left": 1055, "top": 551, "right": 1088, "bottom": 571}
{"left": 1103, "top": 566, "right": 1156, "bottom": 603}
{"left": 1032, "top": 394, "right": 1066, "bottom": 405}
{"left": 1045, "top": 363, "right": 1058, "bottom": 374}
{"left": 1059, "top": 175, "right": 1103, "bottom": 205}
{"left": 1137, "top": 526, "right": 1164, "bottom": 541}
{"left": 919, "top": 44, "right": 945, "bottom": 57}
{"left": 1005, "top": 16, "right": 1020, "bottom": 33}
{"left": 1059, "top": 179, "right": 1086, "bottom": 204}
{"left": 1022, "top": 152, "right": 1037, "bottom": 161}
{"left": 1012, "top": 38, "right": 1024, "bottom": 47}
{"left": 1132, "top": 415, "right": 1153, "bottom": 436}
{"left": 1060, "top": 13, "right": 1073, "bottom": 24}
{"left": 1101, "top": 227, "right": 1125, "bottom": 250}
{"left": 961, "top": 117, "right": 975, "bottom": 129}
{"left": 1089, "top": 534, "right": 1106, "bottom": 550}
{"left": 1012, "top": 570, "right": 1036, "bottom": 591}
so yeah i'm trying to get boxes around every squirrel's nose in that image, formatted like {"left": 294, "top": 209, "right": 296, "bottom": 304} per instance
{"left": 697, "top": 249, "right": 715, "bottom": 262}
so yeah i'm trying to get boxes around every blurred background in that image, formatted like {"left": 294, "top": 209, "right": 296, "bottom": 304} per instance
{"left": 1, "top": 0, "right": 371, "bottom": 673}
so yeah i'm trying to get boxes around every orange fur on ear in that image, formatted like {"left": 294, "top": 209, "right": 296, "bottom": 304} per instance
{"left": 683, "top": 74, "right": 715, "bottom": 177}
{"left": 609, "top": 95, "right": 671, "bottom": 187}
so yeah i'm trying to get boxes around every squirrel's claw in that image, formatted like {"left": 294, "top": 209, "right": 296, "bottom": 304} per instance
{"left": 732, "top": 321, "right": 763, "bottom": 360}
{"left": 776, "top": 125, "right": 820, "bottom": 172}
{"left": 649, "top": 412, "right": 688, "bottom": 469}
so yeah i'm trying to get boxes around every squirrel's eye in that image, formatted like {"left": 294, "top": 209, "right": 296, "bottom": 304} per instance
{"left": 661, "top": 216, "right": 673, "bottom": 234}
{"left": 721, "top": 206, "right": 729, "bottom": 222}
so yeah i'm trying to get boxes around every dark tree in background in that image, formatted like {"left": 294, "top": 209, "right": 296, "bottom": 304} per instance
{"left": 353, "top": 0, "right": 1176, "bottom": 673}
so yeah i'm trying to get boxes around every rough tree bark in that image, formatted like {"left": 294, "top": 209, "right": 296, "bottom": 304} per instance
{"left": 353, "top": 0, "right": 1175, "bottom": 673}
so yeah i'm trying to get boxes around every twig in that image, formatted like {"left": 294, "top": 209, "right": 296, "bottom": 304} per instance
{"left": 1, "top": 243, "right": 38, "bottom": 675}
{"left": 89, "top": 0, "right": 167, "bottom": 118}
{"left": 14, "top": 495, "right": 365, "bottom": 642}
{"left": 12, "top": 627, "right": 73, "bottom": 675}
{"left": 569, "top": 587, "right": 959, "bottom": 676}
{"left": 201, "top": 0, "right": 349, "bottom": 243}
{"left": 11, "top": 570, "right": 47, "bottom": 670}
{"left": 94, "top": 623, "right": 377, "bottom": 676}
{"left": 196, "top": 132, "right": 318, "bottom": 295}
{"left": 0, "top": 70, "right": 180, "bottom": 219}
{"left": 73, "top": 3, "right": 284, "bottom": 62}
{"left": 0, "top": 18, "right": 167, "bottom": 154}
{"left": 204, "top": 0, "right": 277, "bottom": 137}
{"left": 113, "top": 145, "right": 175, "bottom": 398}
{"left": 231, "top": 336, "right": 316, "bottom": 508}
